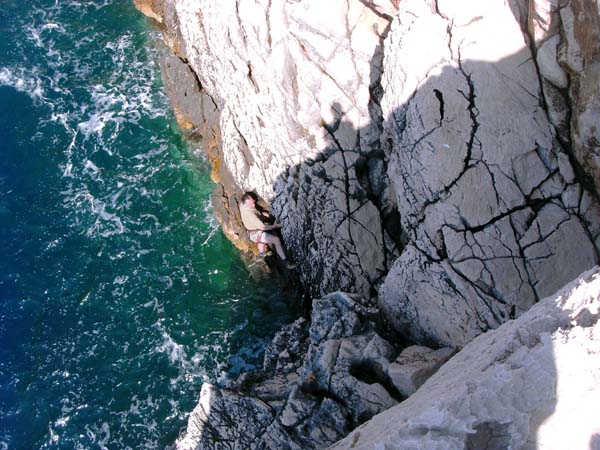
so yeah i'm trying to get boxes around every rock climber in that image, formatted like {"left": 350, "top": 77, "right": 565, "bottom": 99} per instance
{"left": 239, "top": 192, "right": 295, "bottom": 269}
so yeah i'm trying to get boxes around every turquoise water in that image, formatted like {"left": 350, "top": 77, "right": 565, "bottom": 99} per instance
{"left": 0, "top": 1, "right": 298, "bottom": 448}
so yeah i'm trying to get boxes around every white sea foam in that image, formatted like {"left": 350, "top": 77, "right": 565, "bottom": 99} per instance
{"left": 157, "top": 275, "right": 173, "bottom": 290}
{"left": 42, "top": 22, "right": 62, "bottom": 31}
{"left": 48, "top": 424, "right": 59, "bottom": 443}
{"left": 83, "top": 422, "right": 111, "bottom": 450}
{"left": 154, "top": 323, "right": 187, "bottom": 367}
{"left": 113, "top": 275, "right": 128, "bottom": 285}
{"left": 83, "top": 159, "right": 100, "bottom": 178}
{"left": 0, "top": 67, "right": 45, "bottom": 101}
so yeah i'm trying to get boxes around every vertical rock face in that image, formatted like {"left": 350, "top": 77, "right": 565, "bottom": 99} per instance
{"left": 133, "top": 0, "right": 600, "bottom": 448}
{"left": 137, "top": 0, "right": 600, "bottom": 342}
{"left": 330, "top": 267, "right": 600, "bottom": 450}
{"left": 137, "top": 0, "right": 402, "bottom": 299}
{"left": 377, "top": 0, "right": 600, "bottom": 348}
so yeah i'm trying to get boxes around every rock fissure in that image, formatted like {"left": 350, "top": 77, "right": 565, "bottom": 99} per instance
{"left": 136, "top": 0, "right": 600, "bottom": 448}
{"left": 325, "top": 122, "right": 379, "bottom": 296}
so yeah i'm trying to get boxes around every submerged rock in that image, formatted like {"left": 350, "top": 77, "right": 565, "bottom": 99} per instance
{"left": 331, "top": 267, "right": 600, "bottom": 450}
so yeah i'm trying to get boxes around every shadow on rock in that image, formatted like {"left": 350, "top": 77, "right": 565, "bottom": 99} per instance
{"left": 158, "top": 0, "right": 600, "bottom": 448}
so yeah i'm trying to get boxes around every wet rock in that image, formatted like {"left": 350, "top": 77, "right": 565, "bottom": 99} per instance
{"left": 133, "top": 0, "right": 164, "bottom": 23}
{"left": 387, "top": 345, "right": 454, "bottom": 397}
{"left": 331, "top": 267, "right": 600, "bottom": 450}
{"left": 158, "top": 54, "right": 216, "bottom": 138}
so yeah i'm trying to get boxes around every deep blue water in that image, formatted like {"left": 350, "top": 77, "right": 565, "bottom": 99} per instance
{"left": 0, "top": 1, "right": 297, "bottom": 448}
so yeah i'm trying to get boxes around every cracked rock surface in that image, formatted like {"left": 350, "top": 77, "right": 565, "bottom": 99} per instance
{"left": 331, "top": 266, "right": 600, "bottom": 450}
{"left": 174, "top": 293, "right": 415, "bottom": 450}
{"left": 136, "top": 0, "right": 402, "bottom": 299}
{"left": 378, "top": 0, "right": 600, "bottom": 348}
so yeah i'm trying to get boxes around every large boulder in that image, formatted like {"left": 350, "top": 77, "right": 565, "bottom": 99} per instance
{"left": 378, "top": 0, "right": 600, "bottom": 348}
{"left": 331, "top": 266, "right": 600, "bottom": 450}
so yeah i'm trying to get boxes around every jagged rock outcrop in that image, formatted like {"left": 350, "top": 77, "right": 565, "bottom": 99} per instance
{"left": 175, "top": 383, "right": 275, "bottom": 450}
{"left": 133, "top": 0, "right": 600, "bottom": 448}
{"left": 377, "top": 0, "right": 600, "bottom": 348}
{"left": 331, "top": 266, "right": 600, "bottom": 450}
{"left": 174, "top": 293, "right": 430, "bottom": 450}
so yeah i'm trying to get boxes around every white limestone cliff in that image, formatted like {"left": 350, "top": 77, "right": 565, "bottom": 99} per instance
{"left": 330, "top": 266, "right": 600, "bottom": 450}
{"left": 136, "top": 0, "right": 402, "bottom": 298}
{"left": 133, "top": 0, "right": 600, "bottom": 448}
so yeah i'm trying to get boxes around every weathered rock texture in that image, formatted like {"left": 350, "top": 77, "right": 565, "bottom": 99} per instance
{"left": 175, "top": 293, "right": 416, "bottom": 450}
{"left": 331, "top": 266, "right": 600, "bottom": 450}
{"left": 378, "top": 0, "right": 600, "bottom": 348}
{"left": 133, "top": 0, "right": 600, "bottom": 448}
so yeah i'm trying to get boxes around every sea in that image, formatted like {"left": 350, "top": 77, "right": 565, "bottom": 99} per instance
{"left": 0, "top": 1, "right": 298, "bottom": 448}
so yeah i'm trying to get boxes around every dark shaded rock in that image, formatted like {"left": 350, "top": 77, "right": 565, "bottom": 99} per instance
{"left": 175, "top": 383, "right": 274, "bottom": 450}
{"left": 263, "top": 317, "right": 309, "bottom": 373}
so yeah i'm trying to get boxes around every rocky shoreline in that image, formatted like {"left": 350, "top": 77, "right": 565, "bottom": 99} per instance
{"left": 173, "top": 268, "right": 600, "bottom": 450}
{"left": 134, "top": 0, "right": 600, "bottom": 448}
{"left": 175, "top": 292, "right": 460, "bottom": 449}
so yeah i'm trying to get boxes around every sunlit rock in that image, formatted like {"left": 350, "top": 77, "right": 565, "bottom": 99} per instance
{"left": 332, "top": 267, "right": 600, "bottom": 450}
{"left": 378, "top": 0, "right": 600, "bottom": 348}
